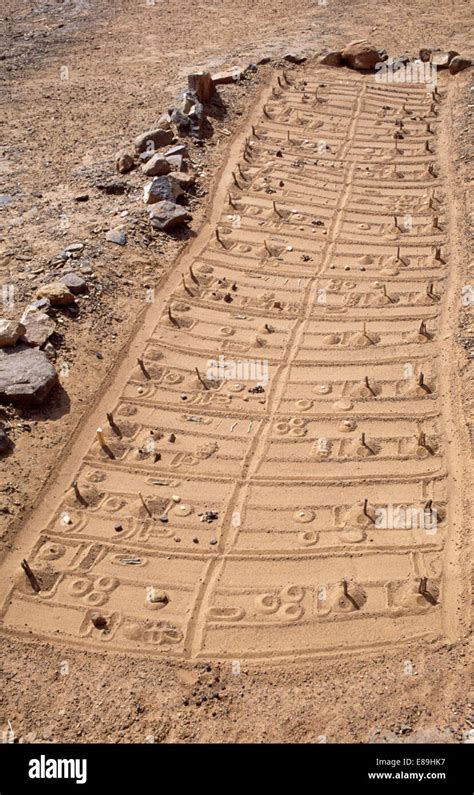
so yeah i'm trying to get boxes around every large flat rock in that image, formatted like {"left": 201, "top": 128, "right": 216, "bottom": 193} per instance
{"left": 0, "top": 345, "right": 58, "bottom": 407}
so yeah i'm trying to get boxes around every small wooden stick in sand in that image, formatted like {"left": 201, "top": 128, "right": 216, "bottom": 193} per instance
{"left": 189, "top": 265, "right": 199, "bottom": 285}
{"left": 195, "top": 367, "right": 209, "bottom": 390}
{"left": 168, "top": 307, "right": 179, "bottom": 327}
{"left": 21, "top": 559, "right": 41, "bottom": 593}
{"left": 181, "top": 275, "right": 194, "bottom": 296}
{"left": 272, "top": 200, "right": 281, "bottom": 217}
{"left": 418, "top": 576, "right": 428, "bottom": 595}
{"left": 251, "top": 125, "right": 259, "bottom": 139}
{"left": 215, "top": 228, "right": 225, "bottom": 247}
{"left": 237, "top": 163, "right": 247, "bottom": 181}
{"left": 232, "top": 171, "right": 241, "bottom": 189}
{"left": 138, "top": 491, "right": 152, "bottom": 518}
{"left": 137, "top": 358, "right": 150, "bottom": 379}
{"left": 364, "top": 375, "right": 376, "bottom": 396}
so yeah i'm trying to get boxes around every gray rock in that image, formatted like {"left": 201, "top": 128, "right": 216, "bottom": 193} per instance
{"left": 449, "top": 55, "right": 472, "bottom": 74}
{"left": 20, "top": 307, "right": 55, "bottom": 347}
{"left": 105, "top": 229, "right": 127, "bottom": 246}
{"left": 30, "top": 298, "right": 51, "bottom": 313}
{"left": 59, "top": 272, "right": 87, "bottom": 295}
{"left": 43, "top": 342, "right": 57, "bottom": 361}
{"left": 143, "top": 175, "right": 184, "bottom": 205}
{"left": 166, "top": 154, "right": 186, "bottom": 172}
{"left": 0, "top": 319, "right": 26, "bottom": 347}
{"left": 142, "top": 154, "right": 171, "bottom": 178}
{"left": 149, "top": 201, "right": 192, "bottom": 231}
{"left": 187, "top": 99, "right": 210, "bottom": 138}
{"left": 0, "top": 346, "right": 58, "bottom": 407}
{"left": 134, "top": 128, "right": 174, "bottom": 154}
{"left": 170, "top": 108, "right": 192, "bottom": 135}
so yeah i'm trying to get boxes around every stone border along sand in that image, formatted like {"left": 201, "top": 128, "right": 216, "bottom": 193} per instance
{"left": 0, "top": 58, "right": 469, "bottom": 665}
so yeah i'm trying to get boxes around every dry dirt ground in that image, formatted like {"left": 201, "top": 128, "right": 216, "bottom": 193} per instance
{"left": 0, "top": 0, "right": 473, "bottom": 744}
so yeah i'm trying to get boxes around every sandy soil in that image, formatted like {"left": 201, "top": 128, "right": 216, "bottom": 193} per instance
{"left": 0, "top": 0, "right": 473, "bottom": 744}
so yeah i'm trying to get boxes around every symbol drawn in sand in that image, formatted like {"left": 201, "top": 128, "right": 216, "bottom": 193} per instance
{"left": 402, "top": 372, "right": 433, "bottom": 397}
{"left": 116, "top": 403, "right": 138, "bottom": 417}
{"left": 36, "top": 542, "right": 66, "bottom": 561}
{"left": 298, "top": 530, "right": 319, "bottom": 546}
{"left": 351, "top": 376, "right": 380, "bottom": 399}
{"left": 79, "top": 610, "right": 121, "bottom": 639}
{"left": 196, "top": 441, "right": 219, "bottom": 459}
{"left": 320, "top": 580, "right": 367, "bottom": 614}
{"left": 207, "top": 606, "right": 246, "bottom": 622}
{"left": 274, "top": 417, "right": 307, "bottom": 437}
{"left": 293, "top": 509, "right": 316, "bottom": 524}
{"left": 169, "top": 451, "right": 200, "bottom": 468}
{"left": 389, "top": 577, "right": 440, "bottom": 610}
{"left": 140, "top": 622, "right": 183, "bottom": 645}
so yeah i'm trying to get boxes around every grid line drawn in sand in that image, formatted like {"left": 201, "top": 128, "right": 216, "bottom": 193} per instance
{"left": 0, "top": 65, "right": 466, "bottom": 662}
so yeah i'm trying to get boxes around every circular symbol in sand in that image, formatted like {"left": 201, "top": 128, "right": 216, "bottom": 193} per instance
{"left": 316, "top": 384, "right": 332, "bottom": 395}
{"left": 94, "top": 576, "right": 119, "bottom": 593}
{"left": 333, "top": 399, "right": 354, "bottom": 411}
{"left": 219, "top": 326, "right": 235, "bottom": 336}
{"left": 288, "top": 417, "right": 306, "bottom": 428}
{"left": 84, "top": 591, "right": 108, "bottom": 607}
{"left": 281, "top": 584, "right": 305, "bottom": 603}
{"left": 38, "top": 542, "right": 66, "bottom": 561}
{"left": 172, "top": 302, "right": 190, "bottom": 313}
{"left": 255, "top": 593, "right": 280, "bottom": 614}
{"left": 164, "top": 372, "right": 184, "bottom": 385}
{"left": 238, "top": 244, "right": 252, "bottom": 253}
{"left": 298, "top": 530, "right": 319, "bottom": 546}
{"left": 176, "top": 503, "right": 193, "bottom": 517}
{"left": 279, "top": 602, "right": 304, "bottom": 621}
{"left": 296, "top": 399, "right": 313, "bottom": 410}
{"left": 86, "top": 470, "right": 106, "bottom": 483}
{"left": 293, "top": 509, "right": 315, "bottom": 524}
{"left": 229, "top": 383, "right": 245, "bottom": 392}
{"left": 198, "top": 264, "right": 213, "bottom": 274}
{"left": 323, "top": 333, "right": 341, "bottom": 345}
{"left": 102, "top": 496, "right": 126, "bottom": 512}
{"left": 288, "top": 427, "right": 307, "bottom": 437}
{"left": 69, "top": 578, "right": 92, "bottom": 597}
{"left": 343, "top": 281, "right": 356, "bottom": 289}
{"left": 339, "top": 419, "right": 357, "bottom": 432}
{"left": 339, "top": 528, "right": 366, "bottom": 543}
{"left": 274, "top": 421, "right": 290, "bottom": 435}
